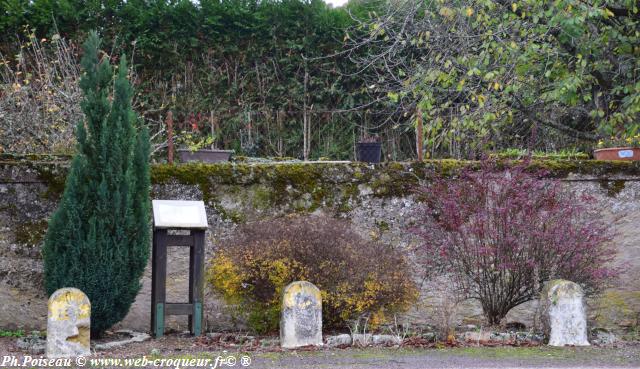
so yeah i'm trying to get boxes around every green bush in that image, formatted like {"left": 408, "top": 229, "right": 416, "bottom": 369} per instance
{"left": 42, "top": 32, "right": 150, "bottom": 336}
{"left": 208, "top": 214, "right": 417, "bottom": 334}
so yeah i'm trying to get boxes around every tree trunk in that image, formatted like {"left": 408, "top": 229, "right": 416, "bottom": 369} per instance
{"left": 416, "top": 108, "right": 424, "bottom": 161}
{"left": 166, "top": 111, "right": 174, "bottom": 164}
{"left": 303, "top": 65, "right": 310, "bottom": 161}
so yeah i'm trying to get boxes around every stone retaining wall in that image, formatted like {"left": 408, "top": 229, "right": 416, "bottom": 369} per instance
{"left": 1, "top": 158, "right": 639, "bottom": 333}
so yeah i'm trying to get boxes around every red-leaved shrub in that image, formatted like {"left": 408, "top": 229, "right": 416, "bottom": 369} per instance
{"left": 414, "top": 160, "right": 617, "bottom": 325}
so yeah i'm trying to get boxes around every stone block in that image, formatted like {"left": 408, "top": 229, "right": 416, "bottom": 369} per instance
{"left": 94, "top": 330, "right": 150, "bottom": 351}
{"left": 351, "top": 333, "right": 372, "bottom": 346}
{"left": 541, "top": 280, "right": 590, "bottom": 346}
{"left": 280, "top": 281, "right": 322, "bottom": 348}
{"left": 326, "top": 334, "right": 352, "bottom": 347}
{"left": 46, "top": 288, "right": 91, "bottom": 358}
{"left": 371, "top": 334, "right": 402, "bottom": 346}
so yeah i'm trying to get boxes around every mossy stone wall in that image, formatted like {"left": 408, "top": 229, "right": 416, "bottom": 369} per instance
{"left": 1, "top": 157, "right": 639, "bottom": 334}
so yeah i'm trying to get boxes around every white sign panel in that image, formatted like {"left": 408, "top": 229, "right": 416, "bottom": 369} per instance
{"left": 152, "top": 200, "right": 208, "bottom": 229}
{"left": 618, "top": 150, "right": 634, "bottom": 158}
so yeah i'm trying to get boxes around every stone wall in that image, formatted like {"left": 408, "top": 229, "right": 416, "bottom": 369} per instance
{"left": 1, "top": 157, "right": 639, "bottom": 334}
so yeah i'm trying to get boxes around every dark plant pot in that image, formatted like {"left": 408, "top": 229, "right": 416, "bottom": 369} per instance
{"left": 593, "top": 147, "right": 640, "bottom": 161}
{"left": 177, "top": 149, "right": 234, "bottom": 163}
{"left": 356, "top": 142, "right": 382, "bottom": 163}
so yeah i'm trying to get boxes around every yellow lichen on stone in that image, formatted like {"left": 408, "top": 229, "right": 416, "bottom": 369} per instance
{"left": 48, "top": 289, "right": 91, "bottom": 321}
{"left": 65, "top": 326, "right": 90, "bottom": 344}
{"left": 46, "top": 287, "right": 91, "bottom": 358}
{"left": 282, "top": 281, "right": 321, "bottom": 308}
{"left": 548, "top": 279, "right": 583, "bottom": 300}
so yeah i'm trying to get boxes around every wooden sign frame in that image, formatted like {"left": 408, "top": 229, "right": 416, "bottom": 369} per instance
{"left": 151, "top": 201, "right": 207, "bottom": 338}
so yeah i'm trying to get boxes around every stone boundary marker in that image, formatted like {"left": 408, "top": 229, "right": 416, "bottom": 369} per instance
{"left": 541, "top": 279, "right": 590, "bottom": 346}
{"left": 280, "top": 281, "right": 323, "bottom": 348}
{"left": 46, "top": 287, "right": 91, "bottom": 358}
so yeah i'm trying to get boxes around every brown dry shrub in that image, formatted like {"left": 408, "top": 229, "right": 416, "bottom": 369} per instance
{"left": 208, "top": 214, "right": 417, "bottom": 333}
{"left": 0, "top": 31, "right": 81, "bottom": 154}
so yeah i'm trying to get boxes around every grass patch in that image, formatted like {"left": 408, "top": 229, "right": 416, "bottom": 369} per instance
{"left": 447, "top": 346, "right": 571, "bottom": 359}
{"left": 493, "top": 148, "right": 590, "bottom": 160}
{"left": 0, "top": 329, "right": 25, "bottom": 338}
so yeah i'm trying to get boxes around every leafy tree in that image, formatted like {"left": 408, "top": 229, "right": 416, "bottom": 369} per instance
{"left": 348, "top": 0, "right": 640, "bottom": 158}
{"left": 13, "top": 0, "right": 637, "bottom": 159}
{"left": 42, "top": 31, "right": 150, "bottom": 336}
{"left": 414, "top": 160, "right": 617, "bottom": 325}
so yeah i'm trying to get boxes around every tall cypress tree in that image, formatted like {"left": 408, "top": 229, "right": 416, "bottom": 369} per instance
{"left": 43, "top": 31, "right": 150, "bottom": 336}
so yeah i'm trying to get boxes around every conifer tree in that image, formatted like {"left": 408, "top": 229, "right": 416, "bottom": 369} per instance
{"left": 43, "top": 31, "right": 150, "bottom": 335}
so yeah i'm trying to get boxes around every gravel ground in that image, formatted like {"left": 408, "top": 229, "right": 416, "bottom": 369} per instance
{"left": 250, "top": 346, "right": 640, "bottom": 369}
{"left": 1, "top": 335, "right": 639, "bottom": 369}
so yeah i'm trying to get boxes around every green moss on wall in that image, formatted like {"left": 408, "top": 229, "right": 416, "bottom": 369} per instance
{"left": 336, "top": 183, "right": 360, "bottom": 213}
{"left": 152, "top": 163, "right": 242, "bottom": 185}
{"left": 0, "top": 153, "right": 72, "bottom": 162}
{"left": 421, "top": 159, "right": 471, "bottom": 177}
{"left": 252, "top": 186, "right": 273, "bottom": 209}
{"left": 15, "top": 220, "right": 48, "bottom": 246}
{"left": 270, "top": 163, "right": 321, "bottom": 205}
{"left": 5, "top": 159, "right": 640, "bottom": 217}
{"left": 376, "top": 220, "right": 390, "bottom": 233}
{"left": 370, "top": 162, "right": 418, "bottom": 197}
{"left": 593, "top": 290, "right": 640, "bottom": 333}
{"left": 151, "top": 163, "right": 258, "bottom": 222}
{"left": 36, "top": 166, "right": 67, "bottom": 199}
{"left": 0, "top": 157, "right": 68, "bottom": 199}
{"left": 524, "top": 159, "right": 640, "bottom": 177}
{"left": 215, "top": 205, "right": 246, "bottom": 223}
{"left": 599, "top": 179, "right": 626, "bottom": 197}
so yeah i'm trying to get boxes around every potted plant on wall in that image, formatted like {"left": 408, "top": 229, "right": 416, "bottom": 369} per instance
{"left": 592, "top": 117, "right": 640, "bottom": 160}
{"left": 594, "top": 134, "right": 640, "bottom": 161}
{"left": 176, "top": 112, "right": 234, "bottom": 163}
{"left": 356, "top": 134, "right": 382, "bottom": 163}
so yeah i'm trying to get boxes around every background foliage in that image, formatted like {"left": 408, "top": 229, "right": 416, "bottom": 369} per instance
{"left": 1, "top": 0, "right": 638, "bottom": 159}
{"left": 348, "top": 0, "right": 640, "bottom": 157}
{"left": 2, "top": 0, "right": 393, "bottom": 159}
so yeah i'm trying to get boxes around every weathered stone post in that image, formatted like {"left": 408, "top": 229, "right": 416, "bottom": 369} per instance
{"left": 46, "top": 288, "right": 91, "bottom": 358}
{"left": 280, "top": 281, "right": 323, "bottom": 348}
{"left": 541, "top": 279, "right": 590, "bottom": 346}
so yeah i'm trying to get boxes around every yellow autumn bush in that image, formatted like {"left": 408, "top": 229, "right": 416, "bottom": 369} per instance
{"left": 207, "top": 215, "right": 417, "bottom": 333}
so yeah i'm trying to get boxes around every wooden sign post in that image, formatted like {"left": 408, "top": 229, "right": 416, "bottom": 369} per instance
{"left": 151, "top": 200, "right": 208, "bottom": 338}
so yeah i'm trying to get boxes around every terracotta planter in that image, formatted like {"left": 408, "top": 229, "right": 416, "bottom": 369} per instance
{"left": 177, "top": 149, "right": 234, "bottom": 163}
{"left": 593, "top": 147, "right": 640, "bottom": 161}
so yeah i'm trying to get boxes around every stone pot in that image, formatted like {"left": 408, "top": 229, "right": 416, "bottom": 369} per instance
{"left": 177, "top": 149, "right": 234, "bottom": 163}
{"left": 356, "top": 142, "right": 382, "bottom": 163}
{"left": 593, "top": 147, "right": 640, "bottom": 161}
